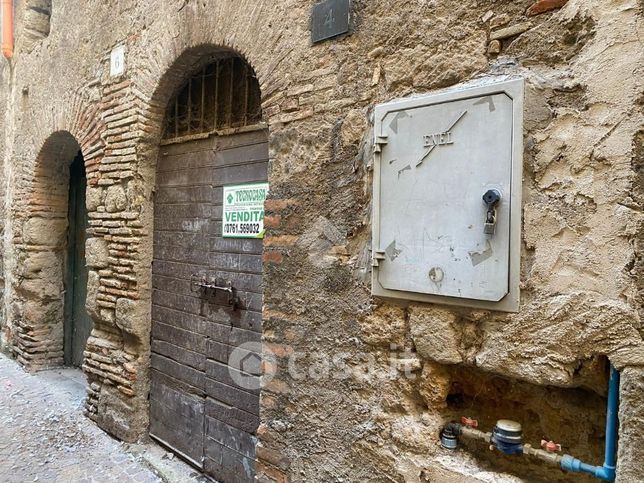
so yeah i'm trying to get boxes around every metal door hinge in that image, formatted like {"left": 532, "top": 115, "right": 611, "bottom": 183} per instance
{"left": 374, "top": 135, "right": 388, "bottom": 153}
{"left": 372, "top": 251, "right": 386, "bottom": 267}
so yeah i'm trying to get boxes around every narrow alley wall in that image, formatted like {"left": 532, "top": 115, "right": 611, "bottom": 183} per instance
{"left": 0, "top": 56, "right": 9, "bottom": 342}
{"left": 0, "top": 0, "right": 642, "bottom": 482}
{"left": 258, "top": 1, "right": 644, "bottom": 481}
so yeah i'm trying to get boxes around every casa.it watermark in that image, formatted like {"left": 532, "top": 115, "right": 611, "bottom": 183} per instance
{"left": 228, "top": 342, "right": 419, "bottom": 391}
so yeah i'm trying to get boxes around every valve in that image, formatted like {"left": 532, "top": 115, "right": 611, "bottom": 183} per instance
{"left": 541, "top": 440, "right": 562, "bottom": 453}
{"left": 461, "top": 416, "right": 478, "bottom": 428}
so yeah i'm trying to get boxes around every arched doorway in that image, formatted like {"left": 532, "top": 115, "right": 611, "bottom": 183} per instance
{"left": 150, "top": 51, "right": 267, "bottom": 483}
{"left": 64, "top": 151, "right": 92, "bottom": 367}
{"left": 12, "top": 131, "right": 92, "bottom": 370}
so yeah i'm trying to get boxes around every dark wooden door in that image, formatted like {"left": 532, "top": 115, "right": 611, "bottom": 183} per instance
{"left": 150, "top": 129, "right": 268, "bottom": 482}
{"left": 64, "top": 152, "right": 93, "bottom": 367}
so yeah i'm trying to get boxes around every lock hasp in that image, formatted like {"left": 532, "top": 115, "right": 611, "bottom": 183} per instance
{"left": 371, "top": 78, "right": 523, "bottom": 312}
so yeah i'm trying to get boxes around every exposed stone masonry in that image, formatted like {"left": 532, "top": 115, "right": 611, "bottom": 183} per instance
{"left": 0, "top": 0, "right": 642, "bottom": 481}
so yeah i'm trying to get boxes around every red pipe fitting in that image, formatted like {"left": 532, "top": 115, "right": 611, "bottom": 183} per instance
{"left": 461, "top": 416, "right": 479, "bottom": 428}
{"left": 541, "top": 440, "right": 562, "bottom": 453}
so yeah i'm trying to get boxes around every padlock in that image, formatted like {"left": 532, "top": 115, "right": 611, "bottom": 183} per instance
{"left": 482, "top": 189, "right": 501, "bottom": 235}
{"left": 484, "top": 209, "right": 497, "bottom": 235}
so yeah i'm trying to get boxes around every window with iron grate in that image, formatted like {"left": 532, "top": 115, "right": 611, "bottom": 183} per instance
{"left": 163, "top": 55, "right": 262, "bottom": 140}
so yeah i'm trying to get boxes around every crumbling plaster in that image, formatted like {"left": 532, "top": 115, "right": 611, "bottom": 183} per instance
{"left": 0, "top": 0, "right": 641, "bottom": 481}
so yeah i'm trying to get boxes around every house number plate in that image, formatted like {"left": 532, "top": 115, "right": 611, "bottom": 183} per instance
{"left": 311, "top": 0, "right": 351, "bottom": 43}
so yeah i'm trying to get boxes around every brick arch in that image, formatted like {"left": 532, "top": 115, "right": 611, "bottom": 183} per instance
{"left": 11, "top": 131, "right": 83, "bottom": 370}
{"left": 142, "top": 45, "right": 271, "bottom": 477}
{"left": 133, "top": 40, "right": 277, "bottom": 307}
{"left": 143, "top": 44, "right": 265, "bottom": 142}
{"left": 129, "top": 14, "right": 295, "bottom": 204}
{"left": 140, "top": 48, "right": 271, "bottom": 349}
{"left": 6, "top": 86, "right": 154, "bottom": 440}
{"left": 83, "top": 10, "right": 297, "bottom": 441}
{"left": 7, "top": 85, "right": 108, "bottom": 366}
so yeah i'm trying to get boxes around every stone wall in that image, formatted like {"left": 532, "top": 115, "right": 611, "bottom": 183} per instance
{"left": 0, "top": 48, "right": 12, "bottom": 350}
{"left": 0, "top": 0, "right": 642, "bottom": 481}
{"left": 257, "top": 1, "right": 644, "bottom": 481}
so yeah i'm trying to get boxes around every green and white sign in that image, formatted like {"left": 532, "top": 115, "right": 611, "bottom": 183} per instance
{"left": 222, "top": 182, "right": 269, "bottom": 238}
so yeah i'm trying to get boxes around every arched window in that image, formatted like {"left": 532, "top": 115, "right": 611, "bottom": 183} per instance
{"left": 162, "top": 54, "right": 262, "bottom": 139}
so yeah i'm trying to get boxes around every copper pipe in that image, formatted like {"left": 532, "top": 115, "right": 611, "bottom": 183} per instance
{"left": 1, "top": 0, "right": 13, "bottom": 59}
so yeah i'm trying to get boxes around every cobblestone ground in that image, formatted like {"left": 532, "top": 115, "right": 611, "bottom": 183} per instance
{"left": 0, "top": 353, "right": 202, "bottom": 483}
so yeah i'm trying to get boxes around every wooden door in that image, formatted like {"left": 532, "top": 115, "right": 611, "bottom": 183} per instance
{"left": 150, "top": 129, "right": 268, "bottom": 482}
{"left": 64, "top": 152, "right": 93, "bottom": 367}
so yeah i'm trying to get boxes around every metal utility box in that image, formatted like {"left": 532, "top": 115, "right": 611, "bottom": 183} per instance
{"left": 372, "top": 78, "right": 523, "bottom": 312}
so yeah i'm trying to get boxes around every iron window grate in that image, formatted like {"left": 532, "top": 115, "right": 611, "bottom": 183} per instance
{"left": 163, "top": 56, "right": 262, "bottom": 140}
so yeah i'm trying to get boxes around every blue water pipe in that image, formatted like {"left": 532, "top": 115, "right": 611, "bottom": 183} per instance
{"left": 440, "top": 365, "right": 621, "bottom": 481}
{"left": 560, "top": 364, "right": 620, "bottom": 481}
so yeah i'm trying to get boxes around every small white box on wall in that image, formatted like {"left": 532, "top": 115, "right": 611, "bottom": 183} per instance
{"left": 371, "top": 78, "right": 524, "bottom": 312}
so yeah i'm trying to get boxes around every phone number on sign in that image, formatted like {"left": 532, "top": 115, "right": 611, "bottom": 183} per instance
{"left": 224, "top": 223, "right": 261, "bottom": 235}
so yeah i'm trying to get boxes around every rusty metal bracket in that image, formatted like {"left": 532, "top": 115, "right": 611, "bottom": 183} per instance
{"left": 191, "top": 274, "right": 240, "bottom": 309}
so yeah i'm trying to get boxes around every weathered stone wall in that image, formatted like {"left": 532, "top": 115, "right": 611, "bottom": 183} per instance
{"left": 1, "top": 50, "right": 11, "bottom": 347}
{"left": 257, "top": 1, "right": 644, "bottom": 481}
{"left": 0, "top": 0, "right": 642, "bottom": 481}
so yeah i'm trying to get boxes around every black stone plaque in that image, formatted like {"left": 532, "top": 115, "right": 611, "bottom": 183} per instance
{"left": 311, "top": 0, "right": 351, "bottom": 43}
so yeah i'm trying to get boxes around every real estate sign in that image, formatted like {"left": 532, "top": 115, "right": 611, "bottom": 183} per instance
{"left": 222, "top": 182, "right": 269, "bottom": 239}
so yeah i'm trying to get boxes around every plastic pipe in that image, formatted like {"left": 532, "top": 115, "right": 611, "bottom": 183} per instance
{"left": 560, "top": 365, "right": 620, "bottom": 481}
{"left": 2, "top": 0, "right": 13, "bottom": 59}
{"left": 440, "top": 365, "right": 620, "bottom": 481}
